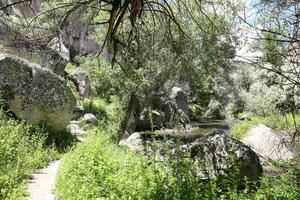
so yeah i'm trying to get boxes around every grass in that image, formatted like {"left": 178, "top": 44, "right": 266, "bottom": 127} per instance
{"left": 231, "top": 113, "right": 300, "bottom": 139}
{"left": 55, "top": 130, "right": 171, "bottom": 200}
{"left": 79, "top": 97, "right": 108, "bottom": 121}
{"left": 0, "top": 109, "right": 76, "bottom": 200}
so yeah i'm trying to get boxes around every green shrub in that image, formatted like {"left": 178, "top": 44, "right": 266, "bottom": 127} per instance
{"left": 0, "top": 110, "right": 59, "bottom": 200}
{"left": 80, "top": 98, "right": 108, "bottom": 120}
{"left": 55, "top": 131, "right": 169, "bottom": 200}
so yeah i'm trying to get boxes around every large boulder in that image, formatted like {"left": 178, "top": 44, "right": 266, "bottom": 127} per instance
{"left": 70, "top": 72, "right": 92, "bottom": 98}
{"left": 242, "top": 124, "right": 295, "bottom": 161}
{"left": 170, "top": 87, "right": 189, "bottom": 116}
{"left": 166, "top": 87, "right": 190, "bottom": 127}
{"left": 119, "top": 132, "right": 144, "bottom": 152}
{"left": 0, "top": 54, "right": 76, "bottom": 130}
{"left": 189, "top": 130, "right": 263, "bottom": 185}
{"left": 60, "top": 12, "right": 101, "bottom": 56}
{"left": 0, "top": 22, "right": 69, "bottom": 76}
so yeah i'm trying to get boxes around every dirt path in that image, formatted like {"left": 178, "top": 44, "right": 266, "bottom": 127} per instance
{"left": 27, "top": 160, "right": 62, "bottom": 200}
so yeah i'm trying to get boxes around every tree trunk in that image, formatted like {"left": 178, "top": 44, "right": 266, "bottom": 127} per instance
{"left": 117, "top": 93, "right": 140, "bottom": 141}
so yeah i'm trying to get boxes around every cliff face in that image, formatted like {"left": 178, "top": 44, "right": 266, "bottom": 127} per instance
{"left": 10, "top": 0, "right": 42, "bottom": 18}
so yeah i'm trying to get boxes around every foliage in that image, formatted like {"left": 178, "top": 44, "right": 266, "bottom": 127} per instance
{"left": 79, "top": 97, "right": 108, "bottom": 121}
{"left": 0, "top": 109, "right": 60, "bottom": 200}
{"left": 262, "top": 31, "right": 283, "bottom": 67}
{"left": 56, "top": 130, "right": 169, "bottom": 200}
{"left": 241, "top": 82, "right": 284, "bottom": 116}
{"left": 76, "top": 56, "right": 122, "bottom": 100}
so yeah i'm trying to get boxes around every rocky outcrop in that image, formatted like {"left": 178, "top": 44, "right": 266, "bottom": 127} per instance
{"left": 242, "top": 124, "right": 295, "bottom": 161}
{"left": 70, "top": 72, "right": 92, "bottom": 98}
{"left": 189, "top": 130, "right": 263, "bottom": 185}
{"left": 165, "top": 87, "right": 190, "bottom": 127}
{"left": 170, "top": 87, "right": 189, "bottom": 117}
{"left": 47, "top": 37, "right": 70, "bottom": 76}
{"left": 0, "top": 54, "right": 76, "bottom": 130}
{"left": 60, "top": 12, "right": 102, "bottom": 56}
{"left": 0, "top": 22, "right": 69, "bottom": 76}
{"left": 11, "top": 0, "right": 42, "bottom": 18}
{"left": 132, "top": 87, "right": 190, "bottom": 132}
{"left": 0, "top": 0, "right": 42, "bottom": 18}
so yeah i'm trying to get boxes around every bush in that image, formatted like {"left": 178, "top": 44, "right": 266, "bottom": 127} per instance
{"left": 0, "top": 110, "right": 59, "bottom": 200}
{"left": 55, "top": 131, "right": 170, "bottom": 200}
{"left": 80, "top": 97, "right": 108, "bottom": 121}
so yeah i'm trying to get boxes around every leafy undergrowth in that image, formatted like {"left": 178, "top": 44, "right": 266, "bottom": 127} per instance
{"left": 0, "top": 110, "right": 76, "bottom": 200}
{"left": 56, "top": 130, "right": 170, "bottom": 200}
{"left": 56, "top": 129, "right": 300, "bottom": 200}
{"left": 231, "top": 113, "right": 300, "bottom": 139}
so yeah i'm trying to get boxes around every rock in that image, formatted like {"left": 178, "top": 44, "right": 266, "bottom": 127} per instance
{"left": 170, "top": 87, "right": 189, "bottom": 116}
{"left": 47, "top": 37, "right": 70, "bottom": 76}
{"left": 66, "top": 123, "right": 86, "bottom": 136}
{"left": 119, "top": 132, "right": 144, "bottom": 152}
{"left": 60, "top": 14, "right": 101, "bottom": 56}
{"left": 168, "top": 87, "right": 190, "bottom": 126}
{"left": 9, "top": 0, "right": 42, "bottom": 18}
{"left": 189, "top": 130, "right": 263, "bottom": 185}
{"left": 242, "top": 124, "right": 295, "bottom": 161}
{"left": 72, "top": 106, "right": 85, "bottom": 120}
{"left": 82, "top": 113, "right": 98, "bottom": 125}
{"left": 0, "top": 54, "right": 76, "bottom": 130}
{"left": 0, "top": 23, "right": 69, "bottom": 76}
{"left": 70, "top": 72, "right": 92, "bottom": 98}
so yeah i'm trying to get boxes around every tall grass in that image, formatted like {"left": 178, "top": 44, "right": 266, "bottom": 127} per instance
{"left": 0, "top": 109, "right": 75, "bottom": 200}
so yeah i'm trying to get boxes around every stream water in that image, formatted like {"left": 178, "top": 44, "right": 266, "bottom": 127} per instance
{"left": 191, "top": 120, "right": 230, "bottom": 136}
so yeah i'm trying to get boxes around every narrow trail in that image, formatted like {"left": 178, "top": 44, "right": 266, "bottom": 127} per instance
{"left": 27, "top": 160, "right": 62, "bottom": 200}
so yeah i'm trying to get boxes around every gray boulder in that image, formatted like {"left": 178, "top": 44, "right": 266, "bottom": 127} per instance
{"left": 0, "top": 54, "right": 76, "bottom": 130}
{"left": 166, "top": 87, "right": 190, "bottom": 126}
{"left": 0, "top": 23, "right": 69, "bottom": 76}
{"left": 72, "top": 105, "right": 85, "bottom": 120}
{"left": 189, "top": 130, "right": 263, "bottom": 184}
{"left": 66, "top": 123, "right": 86, "bottom": 136}
{"left": 119, "top": 132, "right": 144, "bottom": 152}
{"left": 70, "top": 72, "right": 92, "bottom": 98}
{"left": 47, "top": 37, "right": 70, "bottom": 76}
{"left": 242, "top": 124, "right": 295, "bottom": 161}
{"left": 60, "top": 13, "right": 101, "bottom": 56}
{"left": 170, "top": 87, "right": 189, "bottom": 116}
{"left": 82, "top": 113, "right": 98, "bottom": 125}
